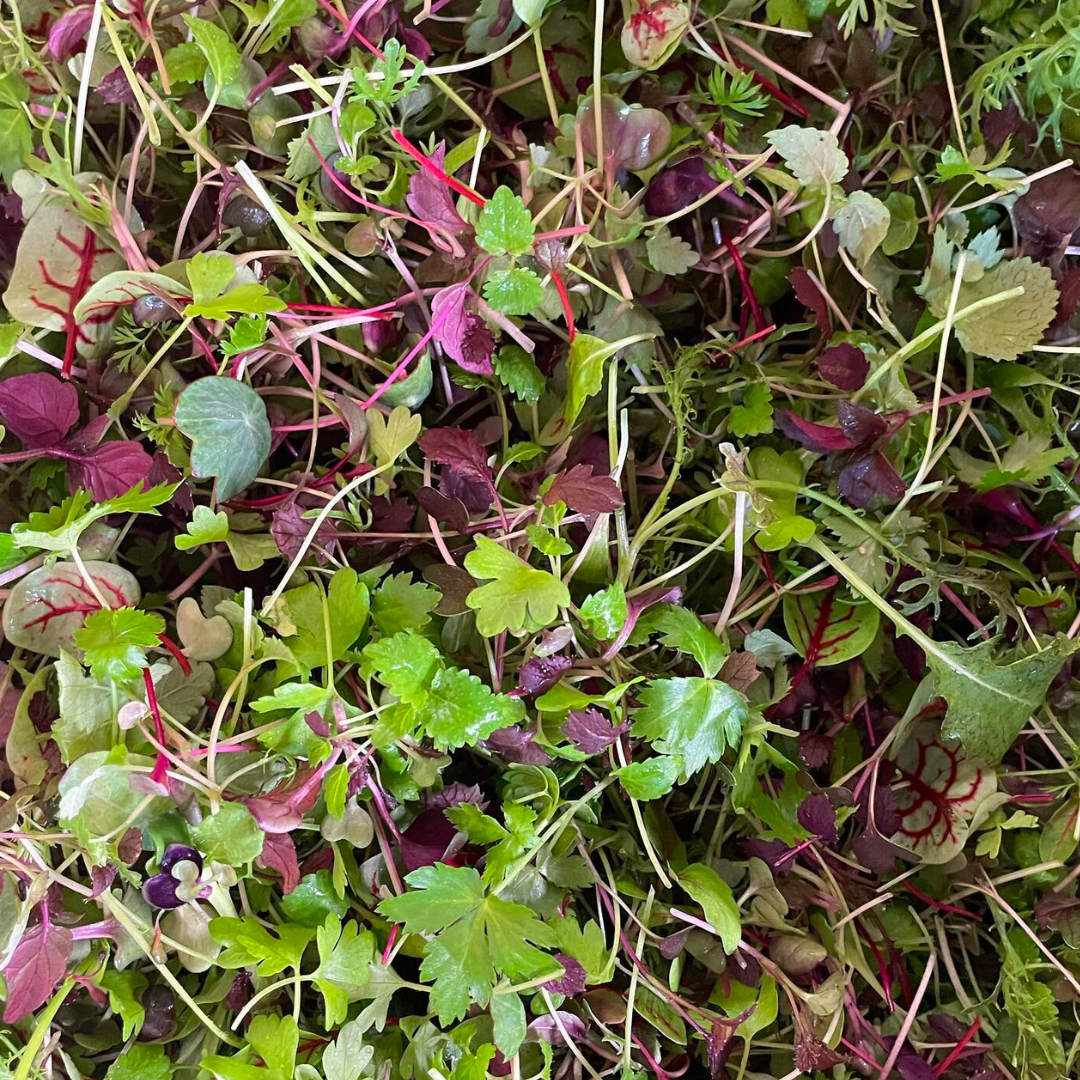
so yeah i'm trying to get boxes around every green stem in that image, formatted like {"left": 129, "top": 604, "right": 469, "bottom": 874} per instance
{"left": 13, "top": 979, "right": 74, "bottom": 1080}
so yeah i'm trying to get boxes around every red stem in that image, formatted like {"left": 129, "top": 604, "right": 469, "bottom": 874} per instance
{"left": 550, "top": 268, "right": 576, "bottom": 342}
{"left": 720, "top": 233, "right": 764, "bottom": 332}
{"left": 901, "top": 880, "right": 981, "bottom": 922}
{"left": 142, "top": 667, "right": 171, "bottom": 792}
{"left": 157, "top": 633, "right": 192, "bottom": 677}
{"left": 934, "top": 1016, "right": 981, "bottom": 1076}
{"left": 388, "top": 128, "right": 486, "bottom": 208}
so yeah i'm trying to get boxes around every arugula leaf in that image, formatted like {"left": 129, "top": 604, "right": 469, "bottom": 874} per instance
{"left": 182, "top": 15, "right": 242, "bottom": 90}
{"left": 464, "top": 536, "right": 570, "bottom": 636}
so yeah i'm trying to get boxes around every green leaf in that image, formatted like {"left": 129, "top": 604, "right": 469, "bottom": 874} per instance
{"left": 482, "top": 268, "right": 546, "bottom": 315}
{"left": 832, "top": 190, "right": 890, "bottom": 266}
{"left": 932, "top": 637, "right": 1080, "bottom": 764}
{"left": 950, "top": 432, "right": 1069, "bottom": 492}
{"left": 281, "top": 870, "right": 349, "bottom": 926}
{"left": 73, "top": 607, "right": 165, "bottom": 684}
{"left": 248, "top": 1014, "right": 299, "bottom": 1080}
{"left": 104, "top": 1044, "right": 172, "bottom": 1080}
{"left": 1039, "top": 797, "right": 1080, "bottom": 864}
{"left": 0, "top": 109, "right": 31, "bottom": 185}
{"left": 424, "top": 666, "right": 525, "bottom": 749}
{"left": 933, "top": 256, "right": 1058, "bottom": 362}
{"left": 563, "top": 333, "right": 617, "bottom": 431}
{"left": 371, "top": 573, "right": 440, "bottom": 635}
{"left": 678, "top": 863, "right": 741, "bottom": 953}
{"left": 512, "top": 0, "right": 555, "bottom": 25}
{"left": 616, "top": 755, "right": 681, "bottom": 799}
{"left": 494, "top": 346, "right": 546, "bottom": 404}
{"left": 490, "top": 990, "right": 527, "bottom": 1057}
{"left": 283, "top": 569, "right": 370, "bottom": 669}
{"left": 579, "top": 583, "right": 627, "bottom": 640}
{"left": 176, "top": 505, "right": 229, "bottom": 551}
{"left": 632, "top": 677, "right": 747, "bottom": 777}
{"left": 174, "top": 377, "right": 272, "bottom": 500}
{"left": 185, "top": 252, "right": 235, "bottom": 305}
{"left": 766, "top": 126, "right": 848, "bottom": 193}
{"left": 188, "top": 283, "right": 286, "bottom": 320}
{"left": 378, "top": 864, "right": 555, "bottom": 1024}
{"left": 882, "top": 192, "right": 918, "bottom": 255}
{"left": 182, "top": 15, "right": 243, "bottom": 90}
{"left": 53, "top": 651, "right": 114, "bottom": 762}
{"left": 527, "top": 524, "right": 572, "bottom": 556}
{"left": 645, "top": 227, "right": 698, "bottom": 276}
{"left": 465, "top": 536, "right": 570, "bottom": 636}
{"left": 226, "top": 531, "right": 280, "bottom": 572}
{"left": 632, "top": 605, "right": 728, "bottom": 678}
{"left": 783, "top": 590, "right": 879, "bottom": 667}
{"left": 363, "top": 631, "right": 440, "bottom": 706}
{"left": 210, "top": 915, "right": 316, "bottom": 976}
{"left": 475, "top": 186, "right": 535, "bottom": 257}
{"left": 192, "top": 803, "right": 265, "bottom": 866}
{"left": 366, "top": 406, "right": 421, "bottom": 495}
{"left": 164, "top": 41, "right": 208, "bottom": 84}
{"left": 728, "top": 382, "right": 774, "bottom": 439}
{"left": 98, "top": 970, "right": 147, "bottom": 1040}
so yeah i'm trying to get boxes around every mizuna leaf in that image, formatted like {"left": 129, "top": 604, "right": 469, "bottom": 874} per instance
{"left": 174, "top": 377, "right": 272, "bottom": 500}
{"left": 931, "top": 636, "right": 1079, "bottom": 764}
{"left": 2, "top": 201, "right": 125, "bottom": 377}
{"left": 782, "top": 589, "right": 879, "bottom": 668}
{"left": 890, "top": 719, "right": 999, "bottom": 864}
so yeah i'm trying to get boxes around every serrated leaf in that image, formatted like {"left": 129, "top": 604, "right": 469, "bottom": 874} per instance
{"left": 494, "top": 346, "right": 545, "bottom": 403}
{"left": 833, "top": 191, "right": 891, "bottom": 266}
{"left": 645, "top": 227, "right": 698, "bottom": 275}
{"left": 729, "top": 382, "right": 774, "bottom": 438}
{"left": 175, "top": 505, "right": 229, "bottom": 551}
{"left": 371, "top": 572, "right": 440, "bottom": 635}
{"left": 364, "top": 631, "right": 440, "bottom": 706}
{"left": 366, "top": 406, "right": 421, "bottom": 495}
{"left": 424, "top": 666, "right": 525, "bottom": 748}
{"left": 482, "top": 268, "right": 546, "bottom": 315}
{"left": 73, "top": 607, "right": 164, "bottom": 684}
{"left": 464, "top": 536, "right": 570, "bottom": 636}
{"left": 632, "top": 676, "right": 747, "bottom": 777}
{"left": 475, "top": 187, "right": 535, "bottom": 256}
{"left": 182, "top": 15, "right": 242, "bottom": 90}
{"left": 766, "top": 126, "right": 848, "bottom": 193}
{"left": 617, "top": 755, "right": 681, "bottom": 798}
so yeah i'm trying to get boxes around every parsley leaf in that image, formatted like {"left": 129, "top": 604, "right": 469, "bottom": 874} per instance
{"left": 74, "top": 608, "right": 164, "bottom": 684}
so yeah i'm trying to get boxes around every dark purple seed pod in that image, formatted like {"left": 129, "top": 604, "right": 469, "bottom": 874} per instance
{"left": 132, "top": 294, "right": 173, "bottom": 326}
{"left": 159, "top": 844, "right": 203, "bottom": 874}
{"left": 223, "top": 196, "right": 271, "bottom": 237}
{"left": 139, "top": 985, "right": 176, "bottom": 1041}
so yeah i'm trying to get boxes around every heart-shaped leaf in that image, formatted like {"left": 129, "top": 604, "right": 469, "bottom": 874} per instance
{"left": 174, "top": 377, "right": 272, "bottom": 500}
{"left": 176, "top": 597, "right": 234, "bottom": 661}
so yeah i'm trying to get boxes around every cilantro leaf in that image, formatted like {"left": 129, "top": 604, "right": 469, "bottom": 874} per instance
{"left": 175, "top": 505, "right": 229, "bottom": 551}
{"left": 464, "top": 536, "right": 570, "bottom": 637}
{"left": 74, "top": 607, "right": 164, "bottom": 684}
{"left": 728, "top": 382, "right": 774, "bottom": 438}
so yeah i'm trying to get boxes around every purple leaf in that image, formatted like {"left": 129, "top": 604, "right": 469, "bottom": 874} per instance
{"left": 482, "top": 724, "right": 551, "bottom": 765}
{"left": 836, "top": 400, "right": 886, "bottom": 446}
{"left": 418, "top": 427, "right": 494, "bottom": 489}
{"left": 66, "top": 440, "right": 155, "bottom": 501}
{"left": 2, "top": 919, "right": 73, "bottom": 1022}
{"left": 542, "top": 954, "right": 587, "bottom": 996}
{"left": 423, "top": 783, "right": 486, "bottom": 811}
{"left": 416, "top": 486, "right": 470, "bottom": 533}
{"left": 796, "top": 793, "right": 838, "bottom": 846}
{"left": 244, "top": 757, "right": 336, "bottom": 833}
{"left": 527, "top": 1011, "right": 588, "bottom": 1046}
{"left": 837, "top": 452, "right": 906, "bottom": 510}
{"left": 513, "top": 655, "right": 571, "bottom": 697}
{"left": 47, "top": 5, "right": 94, "bottom": 62}
{"left": 406, "top": 142, "right": 469, "bottom": 236}
{"left": 775, "top": 410, "right": 852, "bottom": 453}
{"left": 400, "top": 807, "right": 461, "bottom": 873}
{"left": 790, "top": 268, "right": 831, "bottom": 334}
{"left": 644, "top": 157, "right": 720, "bottom": 217}
{"left": 97, "top": 59, "right": 154, "bottom": 104}
{"left": 1014, "top": 168, "right": 1080, "bottom": 255}
{"left": 544, "top": 464, "right": 624, "bottom": 514}
{"left": 270, "top": 503, "right": 339, "bottom": 563}
{"left": 431, "top": 283, "right": 493, "bottom": 375}
{"left": 817, "top": 344, "right": 868, "bottom": 391}
{"left": 564, "top": 708, "right": 627, "bottom": 754}
{"left": 0, "top": 373, "right": 79, "bottom": 448}
{"left": 257, "top": 832, "right": 301, "bottom": 894}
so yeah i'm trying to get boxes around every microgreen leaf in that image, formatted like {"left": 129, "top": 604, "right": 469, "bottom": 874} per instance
{"left": 74, "top": 607, "right": 165, "bottom": 684}
{"left": 464, "top": 536, "right": 570, "bottom": 637}
{"left": 475, "top": 187, "right": 535, "bottom": 257}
